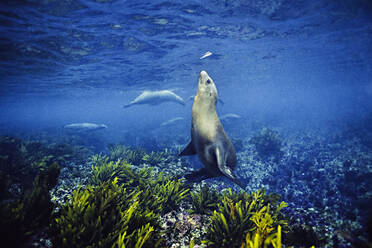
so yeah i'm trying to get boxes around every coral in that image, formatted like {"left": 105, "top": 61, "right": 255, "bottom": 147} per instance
{"left": 163, "top": 211, "right": 205, "bottom": 247}
{"left": 204, "top": 188, "right": 288, "bottom": 248}
{"left": 0, "top": 162, "right": 60, "bottom": 247}
{"left": 250, "top": 128, "right": 283, "bottom": 161}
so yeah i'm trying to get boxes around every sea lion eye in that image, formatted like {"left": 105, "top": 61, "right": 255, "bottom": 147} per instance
{"left": 206, "top": 79, "right": 211, "bottom": 84}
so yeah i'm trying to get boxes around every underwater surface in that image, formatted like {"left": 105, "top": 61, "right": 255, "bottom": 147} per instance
{"left": 1, "top": 0, "right": 372, "bottom": 247}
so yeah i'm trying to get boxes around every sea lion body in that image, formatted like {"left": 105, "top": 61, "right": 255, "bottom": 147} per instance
{"left": 180, "top": 71, "right": 244, "bottom": 189}
{"left": 123, "top": 90, "right": 185, "bottom": 108}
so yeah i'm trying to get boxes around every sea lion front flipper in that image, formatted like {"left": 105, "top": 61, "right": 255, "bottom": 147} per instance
{"left": 215, "top": 146, "right": 246, "bottom": 190}
{"left": 123, "top": 101, "right": 135, "bottom": 108}
{"left": 179, "top": 141, "right": 197, "bottom": 156}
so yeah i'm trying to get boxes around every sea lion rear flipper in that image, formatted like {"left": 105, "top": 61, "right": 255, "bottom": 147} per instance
{"left": 179, "top": 141, "right": 197, "bottom": 156}
{"left": 215, "top": 146, "right": 246, "bottom": 190}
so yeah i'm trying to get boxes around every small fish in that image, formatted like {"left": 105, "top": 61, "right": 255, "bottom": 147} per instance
{"left": 200, "top": 51, "right": 212, "bottom": 59}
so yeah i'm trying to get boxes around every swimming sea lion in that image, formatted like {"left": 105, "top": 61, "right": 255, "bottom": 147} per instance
{"left": 64, "top": 123, "right": 107, "bottom": 132}
{"left": 180, "top": 71, "right": 245, "bottom": 190}
{"left": 123, "top": 90, "right": 185, "bottom": 108}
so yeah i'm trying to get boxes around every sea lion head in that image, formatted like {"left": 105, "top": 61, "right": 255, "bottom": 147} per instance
{"left": 196, "top": 71, "right": 218, "bottom": 105}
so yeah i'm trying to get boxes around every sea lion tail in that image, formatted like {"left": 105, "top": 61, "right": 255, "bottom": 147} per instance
{"left": 176, "top": 98, "right": 186, "bottom": 106}
{"left": 123, "top": 103, "right": 132, "bottom": 108}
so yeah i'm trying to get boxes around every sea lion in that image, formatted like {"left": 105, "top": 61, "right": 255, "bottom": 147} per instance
{"left": 180, "top": 71, "right": 245, "bottom": 190}
{"left": 123, "top": 90, "right": 185, "bottom": 108}
{"left": 64, "top": 123, "right": 107, "bottom": 132}
{"left": 188, "top": 95, "right": 224, "bottom": 105}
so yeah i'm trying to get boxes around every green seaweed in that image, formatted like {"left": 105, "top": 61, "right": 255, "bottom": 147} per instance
{"left": 142, "top": 149, "right": 172, "bottom": 167}
{"left": 153, "top": 179, "right": 190, "bottom": 214}
{"left": 114, "top": 223, "right": 155, "bottom": 248}
{"left": 189, "top": 185, "right": 221, "bottom": 215}
{"left": 90, "top": 156, "right": 189, "bottom": 214}
{"left": 91, "top": 157, "right": 133, "bottom": 185}
{"left": 52, "top": 157, "right": 191, "bottom": 247}
{"left": 0, "top": 136, "right": 81, "bottom": 193}
{"left": 204, "top": 188, "right": 288, "bottom": 248}
{"left": 91, "top": 155, "right": 162, "bottom": 187}
{"left": 241, "top": 225, "right": 282, "bottom": 248}
{"left": 0, "top": 162, "right": 60, "bottom": 247}
{"left": 108, "top": 144, "right": 146, "bottom": 165}
{"left": 107, "top": 144, "right": 172, "bottom": 167}
{"left": 50, "top": 178, "right": 163, "bottom": 248}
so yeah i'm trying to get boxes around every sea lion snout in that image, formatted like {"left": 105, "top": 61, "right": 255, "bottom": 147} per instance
{"left": 200, "top": 70, "right": 208, "bottom": 78}
{"left": 199, "top": 71, "right": 211, "bottom": 84}
{"left": 197, "top": 71, "right": 217, "bottom": 100}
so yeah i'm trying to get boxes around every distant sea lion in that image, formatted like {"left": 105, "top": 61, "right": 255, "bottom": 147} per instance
{"left": 180, "top": 71, "right": 245, "bottom": 189}
{"left": 160, "top": 117, "right": 184, "bottom": 126}
{"left": 123, "top": 90, "right": 185, "bottom": 108}
{"left": 64, "top": 123, "right": 107, "bottom": 132}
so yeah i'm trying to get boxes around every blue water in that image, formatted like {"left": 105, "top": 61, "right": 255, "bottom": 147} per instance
{"left": 1, "top": 0, "right": 371, "bottom": 134}
{"left": 1, "top": 0, "right": 372, "bottom": 246}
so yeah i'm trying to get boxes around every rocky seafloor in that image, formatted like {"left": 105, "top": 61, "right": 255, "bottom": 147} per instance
{"left": 45, "top": 127, "right": 371, "bottom": 247}
{"left": 1, "top": 122, "right": 372, "bottom": 247}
